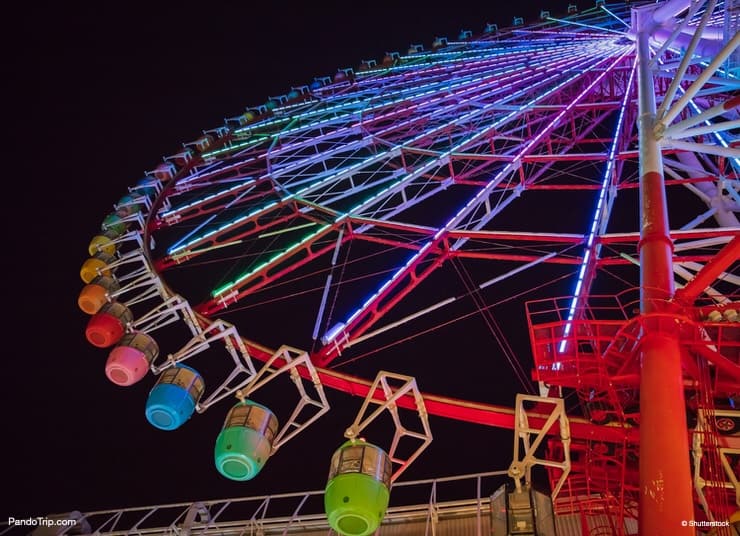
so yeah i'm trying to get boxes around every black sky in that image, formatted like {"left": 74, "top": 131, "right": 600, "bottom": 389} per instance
{"left": 11, "top": 0, "right": 594, "bottom": 522}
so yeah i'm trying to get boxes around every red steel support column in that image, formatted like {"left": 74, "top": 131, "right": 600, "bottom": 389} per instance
{"left": 634, "top": 6, "right": 695, "bottom": 535}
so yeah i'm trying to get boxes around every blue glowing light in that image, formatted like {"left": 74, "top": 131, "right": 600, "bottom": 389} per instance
{"left": 558, "top": 56, "right": 637, "bottom": 353}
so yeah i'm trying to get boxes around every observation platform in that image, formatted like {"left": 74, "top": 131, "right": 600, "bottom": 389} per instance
{"left": 526, "top": 291, "right": 740, "bottom": 427}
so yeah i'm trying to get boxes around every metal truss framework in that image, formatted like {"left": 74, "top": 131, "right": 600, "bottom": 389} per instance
{"left": 73, "top": 1, "right": 740, "bottom": 534}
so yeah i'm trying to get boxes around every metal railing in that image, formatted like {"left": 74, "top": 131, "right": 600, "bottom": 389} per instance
{"left": 3, "top": 471, "right": 510, "bottom": 536}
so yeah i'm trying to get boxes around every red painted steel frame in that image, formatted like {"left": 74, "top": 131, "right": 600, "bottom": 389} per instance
{"left": 635, "top": 7, "right": 694, "bottom": 534}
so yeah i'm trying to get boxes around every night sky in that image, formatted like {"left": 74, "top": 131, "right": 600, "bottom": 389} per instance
{"left": 12, "top": 0, "right": 603, "bottom": 522}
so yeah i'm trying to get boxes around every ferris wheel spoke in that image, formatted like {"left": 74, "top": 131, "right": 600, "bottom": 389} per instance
{"left": 158, "top": 49, "right": 617, "bottom": 272}
{"left": 160, "top": 61, "right": 553, "bottom": 232}
{"left": 645, "top": 6, "right": 740, "bottom": 240}
{"left": 157, "top": 177, "right": 273, "bottom": 230}
{"left": 224, "top": 38, "right": 615, "bottom": 173}
{"left": 662, "top": 95, "right": 740, "bottom": 138}
{"left": 162, "top": 36, "right": 615, "bottom": 227}
{"left": 446, "top": 51, "right": 634, "bottom": 236}
{"left": 156, "top": 150, "right": 403, "bottom": 268}
{"left": 661, "top": 138, "right": 740, "bottom": 159}
{"left": 229, "top": 44, "right": 549, "bottom": 149}
{"left": 162, "top": 155, "right": 408, "bottom": 268}
{"left": 545, "top": 14, "right": 629, "bottom": 36}
{"left": 675, "top": 235, "right": 740, "bottom": 302}
{"left": 656, "top": 31, "right": 740, "bottom": 129}
{"left": 558, "top": 57, "right": 638, "bottom": 350}
{"left": 321, "top": 91, "right": 605, "bottom": 236}
{"left": 450, "top": 104, "right": 629, "bottom": 252}
{"left": 673, "top": 263, "right": 733, "bottom": 304}
{"left": 195, "top": 160, "right": 453, "bottom": 313}
{"left": 599, "top": 3, "right": 632, "bottom": 27}
{"left": 311, "top": 49, "right": 635, "bottom": 365}
{"left": 678, "top": 260, "right": 740, "bottom": 289}
{"left": 648, "top": 0, "right": 709, "bottom": 74}
{"left": 196, "top": 222, "right": 344, "bottom": 315}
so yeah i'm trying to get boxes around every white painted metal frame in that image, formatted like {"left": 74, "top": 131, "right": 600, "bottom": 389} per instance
{"left": 6, "top": 471, "right": 509, "bottom": 536}
{"left": 234, "top": 345, "right": 330, "bottom": 453}
{"left": 691, "top": 407, "right": 740, "bottom": 519}
{"left": 152, "top": 319, "right": 258, "bottom": 412}
{"left": 102, "top": 251, "right": 167, "bottom": 308}
{"left": 508, "top": 394, "right": 572, "bottom": 500}
{"left": 344, "top": 371, "right": 433, "bottom": 483}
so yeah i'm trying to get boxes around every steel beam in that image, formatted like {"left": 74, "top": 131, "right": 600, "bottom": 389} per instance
{"left": 634, "top": 6, "right": 695, "bottom": 535}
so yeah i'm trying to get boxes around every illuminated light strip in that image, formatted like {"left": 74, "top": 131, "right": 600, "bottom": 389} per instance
{"left": 328, "top": 45, "right": 632, "bottom": 342}
{"left": 346, "top": 45, "right": 596, "bottom": 131}
{"left": 210, "top": 47, "right": 591, "bottom": 213}
{"left": 170, "top": 239, "right": 244, "bottom": 262}
{"left": 546, "top": 16, "right": 628, "bottom": 36}
{"left": 514, "top": 30, "right": 618, "bottom": 38}
{"left": 163, "top": 179, "right": 265, "bottom": 254}
{"left": 229, "top": 45, "right": 551, "bottom": 134}
{"left": 163, "top": 178, "right": 258, "bottom": 217}
{"left": 229, "top": 35, "right": 605, "bottom": 138}
{"left": 656, "top": 42, "right": 739, "bottom": 170}
{"left": 345, "top": 49, "right": 612, "bottom": 220}
{"left": 200, "top": 42, "right": 580, "bottom": 163}
{"left": 699, "top": 60, "right": 738, "bottom": 79}
{"left": 362, "top": 37, "right": 602, "bottom": 66}
{"left": 355, "top": 46, "right": 532, "bottom": 78}
{"left": 208, "top": 47, "right": 613, "bottom": 303}
{"left": 686, "top": 97, "right": 740, "bottom": 171}
{"left": 231, "top": 42, "right": 577, "bottom": 135}
{"left": 177, "top": 40, "right": 613, "bottom": 262}
{"left": 212, "top": 223, "right": 336, "bottom": 296}
{"left": 273, "top": 47, "right": 562, "bottom": 153}
{"left": 258, "top": 221, "right": 319, "bottom": 238}
{"left": 558, "top": 54, "right": 638, "bottom": 353}
{"left": 600, "top": 5, "right": 631, "bottom": 28}
{"left": 169, "top": 45, "right": 599, "bottom": 256}
{"left": 204, "top": 49, "right": 580, "bottom": 179}
{"left": 341, "top": 41, "right": 563, "bottom": 79}
{"left": 169, "top": 149, "right": 398, "bottom": 255}
{"left": 210, "top": 157, "right": 442, "bottom": 299}
{"left": 201, "top": 137, "right": 267, "bottom": 159}
{"left": 202, "top": 41, "right": 601, "bottom": 190}
{"left": 434, "top": 44, "right": 633, "bottom": 238}
{"left": 210, "top": 159, "right": 444, "bottom": 297}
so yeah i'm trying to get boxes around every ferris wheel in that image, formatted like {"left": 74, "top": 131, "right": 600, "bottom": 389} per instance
{"left": 78, "top": 1, "right": 739, "bottom": 535}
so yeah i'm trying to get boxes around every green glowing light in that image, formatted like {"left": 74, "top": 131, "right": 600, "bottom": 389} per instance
{"left": 212, "top": 223, "right": 333, "bottom": 297}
